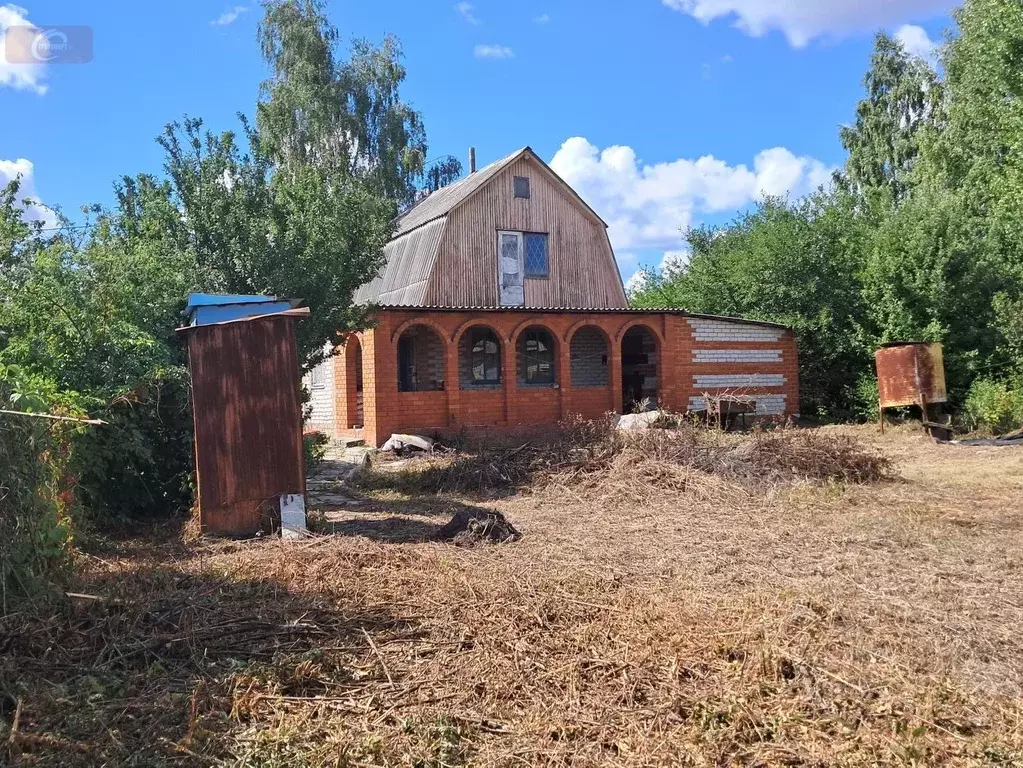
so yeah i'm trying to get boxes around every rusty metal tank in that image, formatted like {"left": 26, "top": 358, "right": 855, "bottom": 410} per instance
{"left": 875, "top": 343, "right": 947, "bottom": 409}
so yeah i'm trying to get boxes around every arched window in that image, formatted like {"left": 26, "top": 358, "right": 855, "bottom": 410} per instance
{"left": 459, "top": 326, "right": 502, "bottom": 388}
{"left": 517, "top": 327, "right": 556, "bottom": 386}
{"left": 397, "top": 325, "right": 445, "bottom": 392}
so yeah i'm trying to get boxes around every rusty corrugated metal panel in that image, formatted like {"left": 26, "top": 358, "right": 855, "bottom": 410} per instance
{"left": 875, "top": 343, "right": 947, "bottom": 409}
{"left": 185, "top": 314, "right": 306, "bottom": 536}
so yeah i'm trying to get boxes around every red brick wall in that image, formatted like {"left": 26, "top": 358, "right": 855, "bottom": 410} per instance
{"left": 332, "top": 310, "right": 800, "bottom": 447}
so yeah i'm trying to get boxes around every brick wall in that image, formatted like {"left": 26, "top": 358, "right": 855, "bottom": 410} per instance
{"left": 303, "top": 344, "right": 335, "bottom": 433}
{"left": 326, "top": 311, "right": 800, "bottom": 446}
{"left": 570, "top": 326, "right": 609, "bottom": 387}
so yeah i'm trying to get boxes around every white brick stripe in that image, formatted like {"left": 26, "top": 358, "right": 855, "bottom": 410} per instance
{"left": 689, "top": 394, "right": 788, "bottom": 416}
{"left": 694, "top": 374, "right": 786, "bottom": 389}
{"left": 687, "top": 318, "right": 784, "bottom": 342}
{"left": 692, "top": 349, "right": 783, "bottom": 364}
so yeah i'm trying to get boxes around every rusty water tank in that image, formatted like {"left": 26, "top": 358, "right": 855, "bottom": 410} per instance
{"left": 875, "top": 342, "right": 947, "bottom": 409}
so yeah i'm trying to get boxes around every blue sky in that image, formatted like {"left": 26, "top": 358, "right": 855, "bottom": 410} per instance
{"left": 2, "top": 0, "right": 953, "bottom": 286}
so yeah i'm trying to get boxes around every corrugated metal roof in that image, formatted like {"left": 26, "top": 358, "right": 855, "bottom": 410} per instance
{"left": 393, "top": 148, "right": 527, "bottom": 236}
{"left": 373, "top": 304, "right": 792, "bottom": 331}
{"left": 354, "top": 218, "right": 447, "bottom": 305}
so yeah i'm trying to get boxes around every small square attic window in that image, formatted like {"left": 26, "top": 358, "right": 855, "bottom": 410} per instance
{"left": 514, "top": 176, "right": 530, "bottom": 199}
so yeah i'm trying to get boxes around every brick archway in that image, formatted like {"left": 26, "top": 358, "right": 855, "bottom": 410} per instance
{"left": 390, "top": 316, "right": 449, "bottom": 345}
{"left": 613, "top": 318, "right": 665, "bottom": 346}
{"left": 620, "top": 324, "right": 659, "bottom": 413}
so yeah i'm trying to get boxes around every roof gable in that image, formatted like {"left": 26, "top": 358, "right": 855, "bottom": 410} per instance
{"left": 357, "top": 146, "right": 621, "bottom": 308}
{"left": 393, "top": 147, "right": 606, "bottom": 237}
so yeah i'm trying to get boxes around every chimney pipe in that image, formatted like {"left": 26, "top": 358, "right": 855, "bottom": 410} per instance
{"left": 469, "top": 147, "right": 477, "bottom": 174}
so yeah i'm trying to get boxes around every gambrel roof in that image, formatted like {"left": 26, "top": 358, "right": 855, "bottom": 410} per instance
{"left": 354, "top": 147, "right": 611, "bottom": 306}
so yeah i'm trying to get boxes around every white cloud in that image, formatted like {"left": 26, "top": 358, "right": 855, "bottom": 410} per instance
{"left": 661, "top": 0, "right": 949, "bottom": 47}
{"left": 0, "top": 4, "right": 47, "bottom": 94}
{"left": 210, "top": 5, "right": 248, "bottom": 26}
{"left": 895, "top": 24, "right": 938, "bottom": 62}
{"left": 0, "top": 158, "right": 57, "bottom": 228}
{"left": 660, "top": 250, "right": 689, "bottom": 273}
{"left": 474, "top": 44, "right": 514, "bottom": 59}
{"left": 534, "top": 13, "right": 551, "bottom": 23}
{"left": 624, "top": 269, "right": 650, "bottom": 295}
{"left": 549, "top": 137, "right": 834, "bottom": 254}
{"left": 455, "top": 2, "right": 479, "bottom": 25}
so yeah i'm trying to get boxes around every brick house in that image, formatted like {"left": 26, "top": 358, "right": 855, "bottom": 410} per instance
{"left": 305, "top": 147, "right": 800, "bottom": 446}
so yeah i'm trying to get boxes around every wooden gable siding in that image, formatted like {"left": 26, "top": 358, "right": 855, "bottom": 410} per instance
{"left": 421, "top": 156, "right": 628, "bottom": 308}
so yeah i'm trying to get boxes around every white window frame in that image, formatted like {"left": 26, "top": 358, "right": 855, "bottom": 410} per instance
{"left": 309, "top": 361, "right": 327, "bottom": 389}
{"left": 497, "top": 230, "right": 525, "bottom": 307}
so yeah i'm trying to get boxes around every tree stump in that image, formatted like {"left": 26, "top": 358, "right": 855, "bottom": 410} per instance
{"left": 436, "top": 509, "right": 521, "bottom": 546}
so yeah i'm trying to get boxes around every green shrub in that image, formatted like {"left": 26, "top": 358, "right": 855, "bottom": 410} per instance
{"left": 850, "top": 374, "right": 881, "bottom": 422}
{"left": 303, "top": 431, "right": 330, "bottom": 471}
{"left": 963, "top": 377, "right": 1023, "bottom": 435}
{"left": 0, "top": 366, "right": 75, "bottom": 608}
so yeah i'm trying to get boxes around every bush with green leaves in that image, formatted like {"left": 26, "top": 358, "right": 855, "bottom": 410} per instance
{"left": 963, "top": 378, "right": 1023, "bottom": 435}
{"left": 0, "top": 366, "right": 75, "bottom": 607}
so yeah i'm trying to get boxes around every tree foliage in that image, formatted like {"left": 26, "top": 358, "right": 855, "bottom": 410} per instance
{"left": 634, "top": 193, "right": 870, "bottom": 417}
{"left": 837, "top": 32, "right": 943, "bottom": 211}
{"left": 0, "top": 0, "right": 456, "bottom": 534}
{"left": 257, "top": 0, "right": 461, "bottom": 209}
{"left": 635, "top": 1, "right": 1023, "bottom": 423}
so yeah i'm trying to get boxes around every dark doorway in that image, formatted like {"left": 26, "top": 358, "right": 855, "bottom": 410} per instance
{"left": 621, "top": 326, "right": 658, "bottom": 412}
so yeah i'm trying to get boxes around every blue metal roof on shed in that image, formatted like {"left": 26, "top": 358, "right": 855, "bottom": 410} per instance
{"left": 186, "top": 293, "right": 280, "bottom": 310}
{"left": 184, "top": 293, "right": 300, "bottom": 327}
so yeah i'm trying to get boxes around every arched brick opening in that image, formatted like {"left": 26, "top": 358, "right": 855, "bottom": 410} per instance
{"left": 515, "top": 325, "right": 558, "bottom": 387}
{"left": 396, "top": 324, "right": 446, "bottom": 392}
{"left": 621, "top": 325, "right": 658, "bottom": 412}
{"left": 569, "top": 325, "right": 609, "bottom": 387}
{"left": 458, "top": 325, "right": 503, "bottom": 389}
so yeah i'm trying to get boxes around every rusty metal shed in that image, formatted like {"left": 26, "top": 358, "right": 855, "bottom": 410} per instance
{"left": 178, "top": 306, "right": 310, "bottom": 536}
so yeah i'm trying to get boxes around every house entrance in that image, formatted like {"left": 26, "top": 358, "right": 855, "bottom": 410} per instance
{"left": 621, "top": 325, "right": 658, "bottom": 412}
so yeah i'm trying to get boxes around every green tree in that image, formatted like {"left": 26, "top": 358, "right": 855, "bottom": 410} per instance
{"left": 837, "top": 32, "right": 942, "bottom": 212}
{"left": 152, "top": 117, "right": 392, "bottom": 372}
{"left": 634, "top": 193, "right": 870, "bottom": 417}
{"left": 0, "top": 178, "right": 195, "bottom": 520}
{"left": 257, "top": 0, "right": 459, "bottom": 209}
{"left": 929, "top": 0, "right": 1023, "bottom": 372}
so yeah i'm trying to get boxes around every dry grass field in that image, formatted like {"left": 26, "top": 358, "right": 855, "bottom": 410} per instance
{"left": 3, "top": 424, "right": 1023, "bottom": 767}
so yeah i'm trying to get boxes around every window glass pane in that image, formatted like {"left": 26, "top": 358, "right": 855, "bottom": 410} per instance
{"left": 524, "top": 233, "right": 548, "bottom": 276}
{"left": 470, "top": 329, "right": 501, "bottom": 384}
{"left": 514, "top": 176, "right": 530, "bottom": 198}
{"left": 523, "top": 330, "right": 554, "bottom": 384}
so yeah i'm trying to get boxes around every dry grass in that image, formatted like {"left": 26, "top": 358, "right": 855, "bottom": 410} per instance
{"left": 3, "top": 424, "right": 1023, "bottom": 766}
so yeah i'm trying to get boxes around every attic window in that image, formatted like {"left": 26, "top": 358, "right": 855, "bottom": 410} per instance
{"left": 524, "top": 233, "right": 549, "bottom": 277}
{"left": 514, "top": 176, "right": 530, "bottom": 199}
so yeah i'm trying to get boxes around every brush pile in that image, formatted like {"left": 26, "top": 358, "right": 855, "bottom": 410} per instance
{"left": 365, "top": 419, "right": 895, "bottom": 501}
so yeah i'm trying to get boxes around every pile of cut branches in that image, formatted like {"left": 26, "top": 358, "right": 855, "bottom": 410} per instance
{"left": 361, "top": 419, "right": 895, "bottom": 501}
